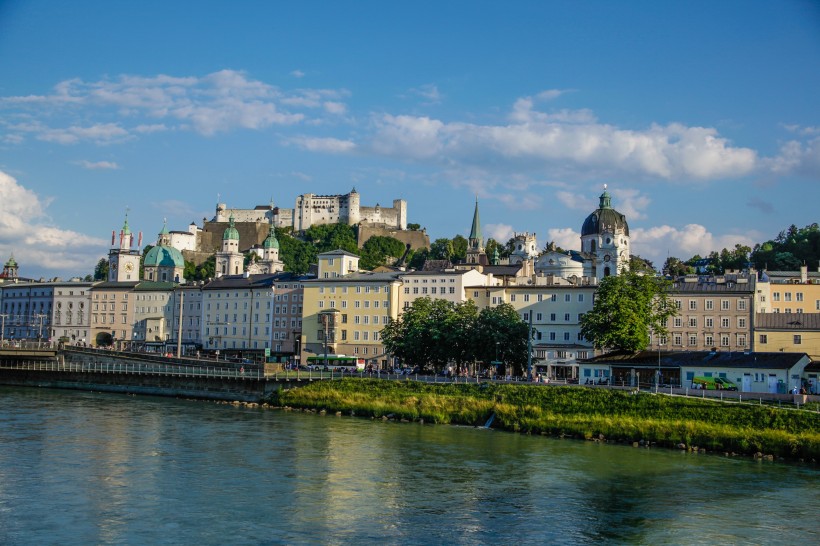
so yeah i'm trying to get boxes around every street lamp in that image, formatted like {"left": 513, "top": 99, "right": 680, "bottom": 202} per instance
{"left": 0, "top": 314, "right": 7, "bottom": 346}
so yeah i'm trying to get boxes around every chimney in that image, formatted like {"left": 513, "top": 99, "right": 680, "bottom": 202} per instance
{"left": 801, "top": 264, "right": 808, "bottom": 284}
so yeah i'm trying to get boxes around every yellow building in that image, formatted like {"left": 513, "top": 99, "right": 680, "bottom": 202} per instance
{"left": 755, "top": 313, "right": 820, "bottom": 361}
{"left": 756, "top": 266, "right": 820, "bottom": 314}
{"left": 301, "top": 250, "right": 402, "bottom": 368}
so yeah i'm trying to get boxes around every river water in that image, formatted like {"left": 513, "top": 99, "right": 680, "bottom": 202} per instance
{"left": 0, "top": 387, "right": 817, "bottom": 545}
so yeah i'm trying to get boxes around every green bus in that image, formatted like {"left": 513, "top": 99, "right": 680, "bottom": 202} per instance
{"left": 691, "top": 376, "right": 738, "bottom": 391}
{"left": 306, "top": 355, "right": 366, "bottom": 371}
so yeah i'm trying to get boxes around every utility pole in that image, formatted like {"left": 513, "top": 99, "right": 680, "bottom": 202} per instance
{"left": 176, "top": 289, "right": 184, "bottom": 358}
{"left": 527, "top": 311, "right": 534, "bottom": 381}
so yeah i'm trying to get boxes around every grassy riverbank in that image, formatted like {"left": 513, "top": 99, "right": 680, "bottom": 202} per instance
{"left": 270, "top": 379, "right": 820, "bottom": 461}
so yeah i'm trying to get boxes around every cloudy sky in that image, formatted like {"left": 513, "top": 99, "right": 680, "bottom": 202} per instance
{"left": 0, "top": 1, "right": 818, "bottom": 279}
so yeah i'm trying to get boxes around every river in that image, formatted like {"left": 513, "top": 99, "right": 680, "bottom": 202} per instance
{"left": 0, "top": 387, "right": 817, "bottom": 545}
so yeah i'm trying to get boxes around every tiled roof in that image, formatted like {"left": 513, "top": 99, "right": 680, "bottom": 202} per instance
{"left": 755, "top": 313, "right": 820, "bottom": 330}
{"left": 589, "top": 350, "right": 808, "bottom": 369}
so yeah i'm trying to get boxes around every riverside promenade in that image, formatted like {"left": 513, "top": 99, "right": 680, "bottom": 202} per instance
{"left": 0, "top": 346, "right": 315, "bottom": 402}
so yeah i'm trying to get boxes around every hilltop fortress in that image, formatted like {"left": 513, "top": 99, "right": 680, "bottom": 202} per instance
{"left": 180, "top": 188, "right": 426, "bottom": 264}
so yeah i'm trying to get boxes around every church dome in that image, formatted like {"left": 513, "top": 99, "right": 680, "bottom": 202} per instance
{"left": 581, "top": 189, "right": 629, "bottom": 237}
{"left": 263, "top": 226, "right": 279, "bottom": 250}
{"left": 143, "top": 245, "right": 185, "bottom": 268}
{"left": 223, "top": 215, "right": 240, "bottom": 241}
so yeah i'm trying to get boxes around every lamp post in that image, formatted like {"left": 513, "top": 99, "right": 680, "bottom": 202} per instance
{"left": 0, "top": 314, "right": 7, "bottom": 346}
{"left": 35, "top": 314, "right": 46, "bottom": 347}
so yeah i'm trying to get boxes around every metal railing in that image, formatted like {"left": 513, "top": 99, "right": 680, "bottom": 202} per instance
{"left": 0, "top": 360, "right": 262, "bottom": 380}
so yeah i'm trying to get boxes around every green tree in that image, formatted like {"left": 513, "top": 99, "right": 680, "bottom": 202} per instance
{"left": 474, "top": 303, "right": 529, "bottom": 375}
{"left": 429, "top": 238, "right": 454, "bottom": 261}
{"left": 359, "top": 236, "right": 406, "bottom": 270}
{"left": 580, "top": 271, "right": 677, "bottom": 353}
{"left": 663, "top": 256, "right": 693, "bottom": 277}
{"left": 629, "top": 254, "right": 656, "bottom": 274}
{"left": 184, "top": 255, "right": 215, "bottom": 282}
{"left": 451, "top": 235, "right": 468, "bottom": 262}
{"left": 407, "top": 247, "right": 429, "bottom": 270}
{"left": 406, "top": 223, "right": 421, "bottom": 231}
{"left": 93, "top": 258, "right": 109, "bottom": 281}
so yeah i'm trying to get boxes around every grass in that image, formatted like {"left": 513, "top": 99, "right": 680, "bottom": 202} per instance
{"left": 268, "top": 379, "right": 820, "bottom": 461}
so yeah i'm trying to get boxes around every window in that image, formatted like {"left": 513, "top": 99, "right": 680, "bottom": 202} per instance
{"left": 524, "top": 294, "right": 530, "bottom": 302}
{"left": 737, "top": 335, "right": 747, "bottom": 347}
{"left": 565, "top": 294, "right": 571, "bottom": 302}
{"left": 673, "top": 335, "right": 682, "bottom": 346}
{"left": 564, "top": 313, "right": 570, "bottom": 321}
{"left": 549, "top": 332, "right": 556, "bottom": 341}
{"left": 689, "top": 335, "right": 697, "bottom": 346}
{"left": 688, "top": 317, "right": 697, "bottom": 327}
{"left": 705, "top": 300, "right": 714, "bottom": 310}
{"left": 721, "top": 300, "right": 730, "bottom": 310}
{"left": 737, "top": 300, "right": 747, "bottom": 311}
{"left": 705, "top": 334, "right": 714, "bottom": 347}
{"left": 705, "top": 317, "right": 713, "bottom": 328}
{"left": 784, "top": 292, "right": 792, "bottom": 302}
{"left": 737, "top": 318, "right": 746, "bottom": 329}
{"left": 674, "top": 317, "right": 682, "bottom": 328}
{"left": 721, "top": 335, "right": 730, "bottom": 347}
{"left": 773, "top": 292, "right": 780, "bottom": 302}
{"left": 510, "top": 294, "right": 516, "bottom": 302}
{"left": 675, "top": 300, "right": 682, "bottom": 309}
{"left": 759, "top": 334, "right": 768, "bottom": 344}
{"left": 689, "top": 300, "right": 697, "bottom": 310}
{"left": 794, "top": 335, "right": 802, "bottom": 345}
{"left": 578, "top": 294, "right": 584, "bottom": 302}
{"left": 563, "top": 332, "right": 570, "bottom": 341}
{"left": 796, "top": 293, "right": 804, "bottom": 302}
{"left": 536, "top": 313, "right": 543, "bottom": 321}
{"left": 551, "top": 294, "right": 557, "bottom": 302}
{"left": 550, "top": 313, "right": 556, "bottom": 321}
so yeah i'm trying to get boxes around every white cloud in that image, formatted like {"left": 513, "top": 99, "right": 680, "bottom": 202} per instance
{"left": 631, "top": 224, "right": 759, "bottom": 265}
{"left": 556, "top": 190, "right": 595, "bottom": 211}
{"left": 0, "top": 170, "right": 107, "bottom": 273}
{"left": 0, "top": 70, "right": 350, "bottom": 140}
{"left": 134, "top": 124, "right": 168, "bottom": 134}
{"left": 75, "top": 160, "right": 120, "bottom": 170}
{"left": 486, "top": 223, "right": 514, "bottom": 242}
{"left": 407, "top": 84, "right": 443, "bottom": 104}
{"left": 547, "top": 228, "right": 580, "bottom": 251}
{"left": 291, "top": 70, "right": 306, "bottom": 78}
{"left": 289, "top": 136, "right": 356, "bottom": 153}
{"left": 369, "top": 99, "right": 760, "bottom": 181}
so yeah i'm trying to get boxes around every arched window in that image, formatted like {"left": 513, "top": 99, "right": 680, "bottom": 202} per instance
{"left": 604, "top": 267, "right": 611, "bottom": 277}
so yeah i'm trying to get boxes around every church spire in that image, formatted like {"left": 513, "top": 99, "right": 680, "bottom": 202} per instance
{"left": 469, "top": 197, "right": 483, "bottom": 248}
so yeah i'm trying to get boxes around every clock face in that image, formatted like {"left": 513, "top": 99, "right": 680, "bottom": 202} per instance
{"left": 125, "top": 262, "right": 134, "bottom": 272}
{"left": 604, "top": 254, "right": 611, "bottom": 263}
{"left": 111, "top": 261, "right": 118, "bottom": 270}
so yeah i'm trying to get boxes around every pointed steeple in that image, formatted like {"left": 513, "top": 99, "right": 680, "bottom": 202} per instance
{"left": 469, "top": 197, "right": 482, "bottom": 249}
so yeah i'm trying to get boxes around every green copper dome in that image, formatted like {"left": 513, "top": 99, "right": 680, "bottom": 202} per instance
{"left": 223, "top": 215, "right": 240, "bottom": 241}
{"left": 263, "top": 225, "right": 279, "bottom": 250}
{"left": 143, "top": 245, "right": 184, "bottom": 268}
{"left": 581, "top": 188, "right": 629, "bottom": 237}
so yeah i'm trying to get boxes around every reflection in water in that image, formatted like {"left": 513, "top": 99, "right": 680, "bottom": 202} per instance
{"left": 0, "top": 387, "right": 817, "bottom": 545}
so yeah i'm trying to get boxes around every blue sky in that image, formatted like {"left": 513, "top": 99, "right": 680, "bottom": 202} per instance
{"left": 0, "top": 1, "right": 818, "bottom": 279}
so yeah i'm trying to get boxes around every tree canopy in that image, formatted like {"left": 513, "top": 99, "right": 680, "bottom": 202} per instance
{"left": 580, "top": 271, "right": 677, "bottom": 353}
{"left": 380, "top": 299, "right": 529, "bottom": 374}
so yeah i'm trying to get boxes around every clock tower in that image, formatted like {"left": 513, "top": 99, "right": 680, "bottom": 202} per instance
{"left": 108, "top": 213, "right": 142, "bottom": 282}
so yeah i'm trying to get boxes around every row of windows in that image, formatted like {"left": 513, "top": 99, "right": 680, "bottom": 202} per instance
{"left": 318, "top": 329, "right": 382, "bottom": 342}
{"left": 670, "top": 317, "right": 747, "bottom": 329}
{"left": 759, "top": 334, "right": 803, "bottom": 345}
{"left": 771, "top": 292, "right": 807, "bottom": 302}
{"left": 318, "top": 285, "right": 390, "bottom": 294}
{"left": 657, "top": 334, "right": 748, "bottom": 347}
{"left": 406, "top": 278, "right": 457, "bottom": 284}
{"left": 318, "top": 300, "right": 388, "bottom": 310}
{"left": 676, "top": 299, "right": 748, "bottom": 311}
{"left": 405, "top": 286, "right": 457, "bottom": 295}
{"left": 523, "top": 312, "right": 583, "bottom": 322}
{"left": 511, "top": 293, "right": 585, "bottom": 303}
